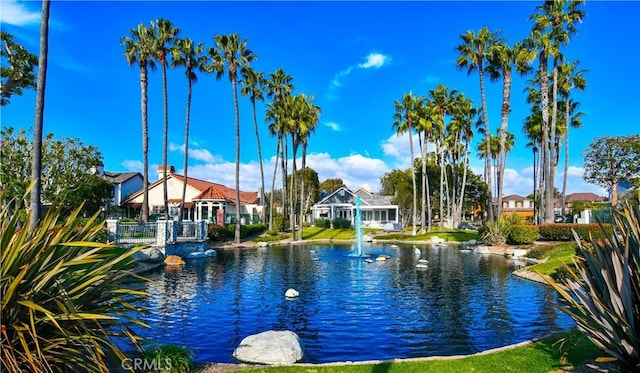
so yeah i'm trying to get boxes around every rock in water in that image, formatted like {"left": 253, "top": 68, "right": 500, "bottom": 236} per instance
{"left": 164, "top": 255, "right": 185, "bottom": 265}
{"left": 233, "top": 330, "right": 304, "bottom": 365}
{"left": 285, "top": 288, "right": 299, "bottom": 298}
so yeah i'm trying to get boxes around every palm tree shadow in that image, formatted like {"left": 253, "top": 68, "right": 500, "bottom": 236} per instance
{"left": 304, "top": 228, "right": 326, "bottom": 240}
{"left": 371, "top": 362, "right": 392, "bottom": 373}
{"left": 532, "top": 331, "right": 604, "bottom": 371}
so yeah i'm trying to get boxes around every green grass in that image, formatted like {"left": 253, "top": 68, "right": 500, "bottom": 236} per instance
{"left": 253, "top": 234, "right": 290, "bottom": 243}
{"left": 526, "top": 242, "right": 579, "bottom": 276}
{"left": 301, "top": 227, "right": 357, "bottom": 240}
{"left": 374, "top": 230, "right": 479, "bottom": 242}
{"left": 240, "top": 331, "right": 600, "bottom": 373}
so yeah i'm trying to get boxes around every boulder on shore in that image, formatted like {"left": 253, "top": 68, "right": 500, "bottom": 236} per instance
{"left": 232, "top": 330, "right": 304, "bottom": 365}
{"left": 164, "top": 255, "right": 185, "bottom": 265}
{"left": 285, "top": 288, "right": 299, "bottom": 298}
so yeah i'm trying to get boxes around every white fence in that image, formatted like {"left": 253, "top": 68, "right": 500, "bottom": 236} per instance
{"left": 106, "top": 220, "right": 207, "bottom": 245}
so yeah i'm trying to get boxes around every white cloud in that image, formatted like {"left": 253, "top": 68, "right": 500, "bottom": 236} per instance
{"left": 500, "top": 166, "right": 607, "bottom": 197}
{"left": 380, "top": 132, "right": 428, "bottom": 169}
{"left": 358, "top": 53, "right": 390, "bottom": 69}
{"left": 169, "top": 142, "right": 222, "bottom": 163}
{"left": 120, "top": 160, "right": 160, "bottom": 176}
{"left": 0, "top": 0, "right": 40, "bottom": 26}
{"left": 324, "top": 121, "right": 341, "bottom": 131}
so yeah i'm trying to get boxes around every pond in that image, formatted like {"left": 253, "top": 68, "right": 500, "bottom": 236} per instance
{"left": 136, "top": 243, "right": 573, "bottom": 363}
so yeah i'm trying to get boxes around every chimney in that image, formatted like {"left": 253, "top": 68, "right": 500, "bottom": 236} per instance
{"left": 157, "top": 165, "right": 175, "bottom": 180}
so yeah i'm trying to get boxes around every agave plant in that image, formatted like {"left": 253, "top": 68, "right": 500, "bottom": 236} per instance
{"left": 0, "top": 198, "right": 150, "bottom": 372}
{"left": 538, "top": 198, "right": 640, "bottom": 371}
{"left": 480, "top": 216, "right": 511, "bottom": 245}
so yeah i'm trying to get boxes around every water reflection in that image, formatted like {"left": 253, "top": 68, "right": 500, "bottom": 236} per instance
{"left": 137, "top": 243, "right": 573, "bottom": 363}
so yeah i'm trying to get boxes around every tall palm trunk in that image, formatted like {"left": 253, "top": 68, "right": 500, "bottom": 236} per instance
{"left": 251, "top": 97, "right": 266, "bottom": 223}
{"left": 496, "top": 68, "right": 512, "bottom": 218}
{"left": 478, "top": 63, "right": 493, "bottom": 222}
{"left": 439, "top": 133, "right": 445, "bottom": 231}
{"left": 268, "top": 138, "right": 280, "bottom": 230}
{"left": 179, "top": 70, "right": 193, "bottom": 222}
{"left": 408, "top": 123, "right": 417, "bottom": 236}
{"left": 161, "top": 58, "right": 170, "bottom": 221}
{"left": 420, "top": 132, "right": 428, "bottom": 233}
{"left": 539, "top": 52, "right": 551, "bottom": 223}
{"left": 232, "top": 75, "right": 241, "bottom": 243}
{"left": 29, "top": 0, "right": 50, "bottom": 229}
{"left": 290, "top": 135, "right": 299, "bottom": 239}
{"left": 140, "top": 64, "right": 150, "bottom": 222}
{"left": 561, "top": 100, "right": 570, "bottom": 218}
{"left": 546, "top": 58, "right": 560, "bottom": 223}
{"left": 281, "top": 136, "right": 287, "bottom": 222}
{"left": 457, "top": 141, "right": 470, "bottom": 226}
{"left": 298, "top": 143, "right": 308, "bottom": 241}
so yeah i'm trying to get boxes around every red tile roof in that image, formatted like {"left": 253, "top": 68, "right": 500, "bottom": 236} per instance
{"left": 122, "top": 174, "right": 259, "bottom": 205}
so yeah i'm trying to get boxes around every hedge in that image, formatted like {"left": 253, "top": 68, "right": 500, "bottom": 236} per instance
{"left": 207, "top": 224, "right": 231, "bottom": 241}
{"left": 208, "top": 223, "right": 267, "bottom": 241}
{"left": 538, "top": 223, "right": 613, "bottom": 242}
{"left": 315, "top": 218, "right": 331, "bottom": 228}
{"left": 331, "top": 217, "right": 351, "bottom": 229}
{"left": 507, "top": 225, "right": 539, "bottom": 245}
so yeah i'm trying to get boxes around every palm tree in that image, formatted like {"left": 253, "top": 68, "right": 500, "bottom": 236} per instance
{"left": 529, "top": 0, "right": 585, "bottom": 223}
{"left": 486, "top": 40, "right": 535, "bottom": 216}
{"left": 297, "top": 95, "right": 321, "bottom": 241}
{"left": 29, "top": 0, "right": 50, "bottom": 229}
{"left": 393, "top": 92, "right": 423, "bottom": 236}
{"left": 266, "top": 69, "right": 294, "bottom": 229}
{"left": 429, "top": 84, "right": 457, "bottom": 230}
{"left": 209, "top": 33, "right": 256, "bottom": 243}
{"left": 240, "top": 67, "right": 267, "bottom": 223}
{"left": 448, "top": 94, "right": 476, "bottom": 228}
{"left": 455, "top": 27, "right": 503, "bottom": 222}
{"left": 152, "top": 18, "right": 179, "bottom": 221}
{"left": 416, "top": 100, "right": 438, "bottom": 233}
{"left": 265, "top": 100, "right": 284, "bottom": 230}
{"left": 122, "top": 22, "right": 156, "bottom": 222}
{"left": 171, "top": 37, "right": 208, "bottom": 221}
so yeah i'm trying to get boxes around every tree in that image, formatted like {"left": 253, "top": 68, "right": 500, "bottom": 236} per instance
{"left": 319, "top": 178, "right": 344, "bottom": 196}
{"left": 265, "top": 68, "right": 294, "bottom": 230}
{"left": 583, "top": 135, "right": 640, "bottom": 208}
{"left": 152, "top": 18, "right": 179, "bottom": 221}
{"left": 0, "top": 32, "right": 38, "bottom": 106}
{"left": 1, "top": 127, "right": 113, "bottom": 216}
{"left": 122, "top": 22, "right": 156, "bottom": 222}
{"left": 381, "top": 169, "right": 413, "bottom": 227}
{"left": 171, "top": 37, "right": 208, "bottom": 221}
{"left": 209, "top": 33, "right": 256, "bottom": 243}
{"left": 455, "top": 27, "right": 503, "bottom": 222}
{"left": 29, "top": 0, "right": 50, "bottom": 229}
{"left": 240, "top": 67, "right": 267, "bottom": 222}
{"left": 297, "top": 95, "right": 321, "bottom": 241}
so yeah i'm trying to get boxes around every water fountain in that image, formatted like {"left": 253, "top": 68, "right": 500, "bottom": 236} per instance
{"left": 347, "top": 196, "right": 368, "bottom": 258}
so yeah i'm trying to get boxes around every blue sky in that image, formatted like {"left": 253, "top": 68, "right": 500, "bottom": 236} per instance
{"left": 2, "top": 0, "right": 639, "bottom": 197}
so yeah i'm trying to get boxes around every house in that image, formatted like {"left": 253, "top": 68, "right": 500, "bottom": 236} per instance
{"left": 90, "top": 162, "right": 144, "bottom": 216}
{"left": 499, "top": 194, "right": 534, "bottom": 217}
{"left": 310, "top": 185, "right": 400, "bottom": 228}
{"left": 120, "top": 166, "right": 261, "bottom": 224}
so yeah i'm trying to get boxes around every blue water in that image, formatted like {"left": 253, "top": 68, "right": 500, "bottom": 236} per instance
{"left": 135, "top": 243, "right": 573, "bottom": 363}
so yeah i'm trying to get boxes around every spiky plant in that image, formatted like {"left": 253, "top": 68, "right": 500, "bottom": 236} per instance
{"left": 143, "top": 344, "right": 193, "bottom": 373}
{"left": 1, "top": 197, "right": 150, "bottom": 372}
{"left": 480, "top": 216, "right": 511, "bottom": 245}
{"left": 539, "top": 198, "right": 640, "bottom": 371}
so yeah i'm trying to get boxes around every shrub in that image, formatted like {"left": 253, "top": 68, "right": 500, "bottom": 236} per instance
{"left": 225, "top": 223, "right": 266, "bottom": 239}
{"left": 507, "top": 225, "right": 539, "bottom": 245}
{"left": 505, "top": 212, "right": 526, "bottom": 226}
{"left": 331, "top": 217, "right": 351, "bottom": 229}
{"left": 480, "top": 217, "right": 511, "bottom": 245}
{"left": 315, "top": 218, "right": 331, "bottom": 228}
{"left": 539, "top": 223, "right": 613, "bottom": 241}
{"left": 272, "top": 211, "right": 287, "bottom": 232}
{"left": 538, "top": 198, "right": 640, "bottom": 371}
{"left": 207, "top": 224, "right": 231, "bottom": 241}
{"left": 266, "top": 229, "right": 280, "bottom": 236}
{"left": 1, "top": 201, "right": 148, "bottom": 372}
{"left": 143, "top": 344, "right": 193, "bottom": 373}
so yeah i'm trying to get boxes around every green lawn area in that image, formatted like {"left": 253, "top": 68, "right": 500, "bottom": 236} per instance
{"left": 525, "top": 242, "right": 579, "bottom": 278}
{"left": 241, "top": 331, "right": 599, "bottom": 373}
{"left": 374, "top": 230, "right": 480, "bottom": 242}
{"left": 251, "top": 227, "right": 479, "bottom": 243}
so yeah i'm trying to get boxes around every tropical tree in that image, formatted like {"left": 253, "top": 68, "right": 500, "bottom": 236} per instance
{"left": 583, "top": 135, "right": 640, "bottom": 208}
{"left": 393, "top": 92, "right": 423, "bottom": 235}
{"left": 266, "top": 69, "right": 294, "bottom": 230}
{"left": 151, "top": 18, "right": 180, "bottom": 221}
{"left": 416, "top": 100, "right": 438, "bottom": 233}
{"left": 319, "top": 178, "right": 345, "bottom": 196}
{"left": 209, "top": 33, "right": 256, "bottom": 243}
{"left": 558, "top": 60, "right": 587, "bottom": 216}
{"left": 29, "top": 0, "right": 50, "bottom": 229}
{"left": 240, "top": 67, "right": 267, "bottom": 222}
{"left": 122, "top": 22, "right": 156, "bottom": 222}
{"left": 0, "top": 32, "right": 38, "bottom": 106}
{"left": 297, "top": 95, "right": 321, "bottom": 241}
{"left": 455, "top": 27, "right": 503, "bottom": 222}
{"left": 487, "top": 40, "right": 535, "bottom": 216}
{"left": 171, "top": 37, "right": 208, "bottom": 221}
{"left": 529, "top": 0, "right": 585, "bottom": 223}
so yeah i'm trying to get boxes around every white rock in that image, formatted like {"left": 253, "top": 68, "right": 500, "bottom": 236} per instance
{"left": 418, "top": 259, "right": 429, "bottom": 264}
{"left": 257, "top": 242, "right": 269, "bottom": 247}
{"left": 416, "top": 263, "right": 429, "bottom": 269}
{"left": 365, "top": 258, "right": 373, "bottom": 263}
{"left": 376, "top": 255, "right": 387, "bottom": 261}
{"left": 363, "top": 234, "right": 373, "bottom": 242}
{"left": 474, "top": 246, "right": 491, "bottom": 254}
{"left": 232, "top": 330, "right": 304, "bottom": 365}
{"left": 390, "top": 244, "right": 399, "bottom": 249}
{"left": 467, "top": 239, "right": 477, "bottom": 245}
{"left": 186, "top": 251, "right": 206, "bottom": 259}
{"left": 204, "top": 249, "right": 217, "bottom": 257}
{"left": 430, "top": 236, "right": 445, "bottom": 244}
{"left": 512, "top": 249, "right": 528, "bottom": 258}
{"left": 285, "top": 288, "right": 299, "bottom": 298}
{"left": 414, "top": 248, "right": 421, "bottom": 254}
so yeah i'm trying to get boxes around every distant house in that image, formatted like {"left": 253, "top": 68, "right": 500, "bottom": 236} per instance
{"left": 310, "top": 185, "right": 400, "bottom": 228}
{"left": 499, "top": 194, "right": 534, "bottom": 217}
{"left": 121, "top": 166, "right": 261, "bottom": 224}
{"left": 90, "top": 162, "right": 144, "bottom": 216}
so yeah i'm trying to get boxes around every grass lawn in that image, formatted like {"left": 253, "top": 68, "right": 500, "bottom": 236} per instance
{"left": 241, "top": 331, "right": 600, "bottom": 373}
{"left": 525, "top": 242, "right": 579, "bottom": 278}
{"left": 251, "top": 228, "right": 480, "bottom": 243}
{"left": 374, "top": 230, "right": 480, "bottom": 242}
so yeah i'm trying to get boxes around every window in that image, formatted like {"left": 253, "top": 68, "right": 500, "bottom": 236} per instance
{"left": 516, "top": 201, "right": 523, "bottom": 208}
{"left": 502, "top": 201, "right": 508, "bottom": 208}
{"left": 388, "top": 209, "right": 396, "bottom": 221}
{"left": 151, "top": 205, "right": 164, "bottom": 215}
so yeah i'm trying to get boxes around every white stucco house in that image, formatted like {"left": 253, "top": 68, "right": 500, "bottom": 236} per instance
{"left": 121, "top": 166, "right": 262, "bottom": 224}
{"left": 310, "top": 185, "right": 400, "bottom": 228}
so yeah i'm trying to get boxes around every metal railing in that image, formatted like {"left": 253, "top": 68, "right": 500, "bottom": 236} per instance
{"left": 117, "top": 222, "right": 157, "bottom": 243}
{"left": 176, "top": 221, "right": 197, "bottom": 240}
